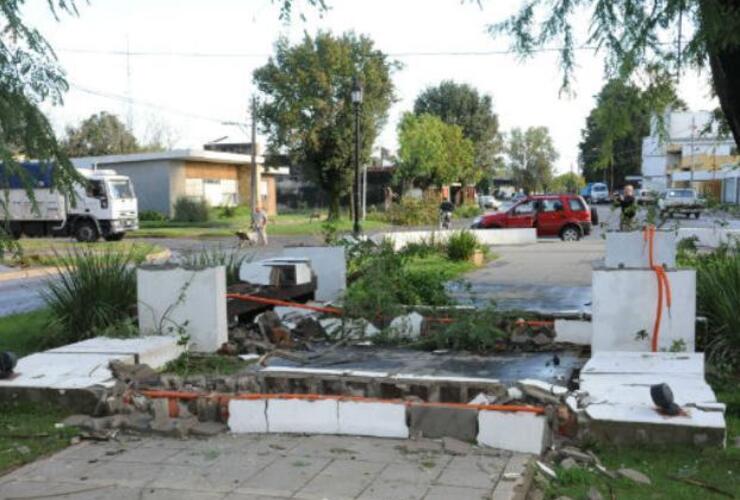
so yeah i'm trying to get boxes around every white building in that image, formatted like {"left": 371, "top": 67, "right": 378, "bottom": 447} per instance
{"left": 641, "top": 110, "right": 738, "bottom": 194}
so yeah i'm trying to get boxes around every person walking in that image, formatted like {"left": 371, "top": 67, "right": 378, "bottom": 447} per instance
{"left": 252, "top": 206, "right": 268, "bottom": 246}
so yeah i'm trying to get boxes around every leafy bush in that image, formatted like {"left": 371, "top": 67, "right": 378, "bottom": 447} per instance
{"left": 447, "top": 230, "right": 479, "bottom": 261}
{"left": 384, "top": 196, "right": 438, "bottom": 226}
{"left": 42, "top": 247, "right": 145, "bottom": 344}
{"left": 423, "top": 306, "right": 507, "bottom": 352}
{"left": 183, "top": 247, "right": 252, "bottom": 286}
{"left": 343, "top": 241, "right": 450, "bottom": 321}
{"left": 139, "top": 210, "right": 167, "bottom": 222}
{"left": 455, "top": 203, "right": 482, "bottom": 219}
{"left": 690, "top": 245, "right": 740, "bottom": 375}
{"left": 173, "top": 197, "right": 210, "bottom": 223}
{"left": 401, "top": 236, "right": 445, "bottom": 259}
{"left": 220, "top": 205, "right": 237, "bottom": 218}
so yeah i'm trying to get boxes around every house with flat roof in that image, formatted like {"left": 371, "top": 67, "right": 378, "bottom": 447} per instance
{"left": 72, "top": 150, "right": 288, "bottom": 217}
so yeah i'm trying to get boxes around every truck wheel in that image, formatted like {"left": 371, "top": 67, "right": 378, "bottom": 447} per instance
{"left": 560, "top": 225, "right": 581, "bottom": 241}
{"left": 104, "top": 233, "right": 125, "bottom": 242}
{"left": 74, "top": 221, "right": 99, "bottom": 242}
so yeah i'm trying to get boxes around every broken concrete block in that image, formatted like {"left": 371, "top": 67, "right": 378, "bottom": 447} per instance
{"left": 228, "top": 399, "right": 268, "bottom": 433}
{"left": 591, "top": 268, "right": 695, "bottom": 352}
{"left": 51, "top": 337, "right": 183, "bottom": 371}
{"left": 477, "top": 410, "right": 549, "bottom": 454}
{"left": 283, "top": 246, "right": 346, "bottom": 302}
{"left": 409, "top": 405, "right": 478, "bottom": 442}
{"left": 389, "top": 312, "right": 424, "bottom": 339}
{"left": 337, "top": 400, "right": 408, "bottom": 438}
{"left": 137, "top": 265, "right": 228, "bottom": 353}
{"left": 605, "top": 230, "right": 676, "bottom": 269}
{"left": 554, "top": 319, "right": 592, "bottom": 345}
{"left": 267, "top": 398, "right": 338, "bottom": 435}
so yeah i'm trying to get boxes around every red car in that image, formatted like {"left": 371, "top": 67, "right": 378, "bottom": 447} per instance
{"left": 471, "top": 194, "right": 593, "bottom": 241}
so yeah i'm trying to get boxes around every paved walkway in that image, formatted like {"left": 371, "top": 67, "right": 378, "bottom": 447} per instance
{"left": 0, "top": 434, "right": 530, "bottom": 499}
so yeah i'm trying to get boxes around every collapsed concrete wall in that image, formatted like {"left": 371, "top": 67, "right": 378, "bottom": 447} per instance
{"left": 591, "top": 268, "right": 695, "bottom": 352}
{"left": 375, "top": 228, "right": 537, "bottom": 251}
{"left": 137, "top": 265, "right": 228, "bottom": 352}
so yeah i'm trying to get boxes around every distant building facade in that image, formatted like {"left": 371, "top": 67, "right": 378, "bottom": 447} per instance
{"left": 72, "top": 150, "right": 287, "bottom": 217}
{"left": 641, "top": 110, "right": 739, "bottom": 200}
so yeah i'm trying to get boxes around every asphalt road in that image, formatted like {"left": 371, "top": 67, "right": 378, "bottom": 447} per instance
{"left": 1, "top": 204, "right": 736, "bottom": 318}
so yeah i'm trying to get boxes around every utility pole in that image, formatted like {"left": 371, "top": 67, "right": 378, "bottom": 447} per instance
{"left": 689, "top": 115, "right": 696, "bottom": 187}
{"left": 351, "top": 79, "right": 363, "bottom": 235}
{"left": 251, "top": 96, "right": 261, "bottom": 212}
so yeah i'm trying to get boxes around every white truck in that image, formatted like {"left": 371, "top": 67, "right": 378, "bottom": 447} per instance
{"left": 1, "top": 163, "right": 138, "bottom": 242}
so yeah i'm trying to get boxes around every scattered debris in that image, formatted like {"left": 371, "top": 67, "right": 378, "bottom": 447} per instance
{"left": 617, "top": 467, "right": 652, "bottom": 485}
{"left": 667, "top": 475, "right": 735, "bottom": 498}
{"left": 586, "top": 486, "right": 604, "bottom": 500}
{"left": 536, "top": 460, "right": 557, "bottom": 480}
{"left": 559, "top": 457, "right": 578, "bottom": 470}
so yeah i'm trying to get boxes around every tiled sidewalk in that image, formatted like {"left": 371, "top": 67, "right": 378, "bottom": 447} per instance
{"left": 0, "top": 434, "right": 531, "bottom": 499}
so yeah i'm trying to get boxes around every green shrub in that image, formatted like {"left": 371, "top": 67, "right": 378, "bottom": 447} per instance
{"left": 139, "top": 210, "right": 167, "bottom": 222}
{"left": 42, "top": 247, "right": 145, "bottom": 344}
{"left": 173, "top": 197, "right": 210, "bottom": 223}
{"left": 424, "top": 306, "right": 507, "bottom": 352}
{"left": 690, "top": 244, "right": 740, "bottom": 375}
{"left": 220, "top": 205, "right": 237, "bottom": 218}
{"left": 455, "top": 203, "right": 482, "bottom": 219}
{"left": 446, "top": 230, "right": 479, "bottom": 261}
{"left": 384, "top": 196, "right": 438, "bottom": 226}
{"left": 401, "top": 236, "right": 444, "bottom": 259}
{"left": 183, "top": 247, "right": 252, "bottom": 286}
{"left": 343, "top": 241, "right": 450, "bottom": 321}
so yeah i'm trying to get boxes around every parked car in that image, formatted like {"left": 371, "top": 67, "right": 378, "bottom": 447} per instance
{"left": 636, "top": 188, "right": 657, "bottom": 205}
{"left": 478, "top": 194, "right": 501, "bottom": 210}
{"left": 580, "top": 182, "right": 609, "bottom": 204}
{"left": 471, "top": 194, "right": 592, "bottom": 241}
{"left": 658, "top": 188, "right": 705, "bottom": 218}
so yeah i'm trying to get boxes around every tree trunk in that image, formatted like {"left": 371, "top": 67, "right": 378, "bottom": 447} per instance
{"left": 327, "top": 191, "right": 341, "bottom": 220}
{"left": 708, "top": 43, "right": 740, "bottom": 149}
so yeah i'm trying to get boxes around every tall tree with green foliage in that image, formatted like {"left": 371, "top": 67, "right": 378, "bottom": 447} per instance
{"left": 413, "top": 81, "right": 501, "bottom": 173}
{"left": 506, "top": 127, "right": 558, "bottom": 193}
{"left": 62, "top": 112, "right": 141, "bottom": 157}
{"left": 254, "top": 32, "right": 397, "bottom": 219}
{"left": 0, "top": 1, "right": 82, "bottom": 253}
{"left": 550, "top": 172, "right": 586, "bottom": 194}
{"left": 579, "top": 76, "right": 685, "bottom": 188}
{"left": 395, "top": 113, "right": 475, "bottom": 189}
{"left": 488, "top": 0, "right": 740, "bottom": 152}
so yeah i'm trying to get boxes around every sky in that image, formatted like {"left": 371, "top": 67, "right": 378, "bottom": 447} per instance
{"left": 26, "top": 0, "right": 718, "bottom": 174}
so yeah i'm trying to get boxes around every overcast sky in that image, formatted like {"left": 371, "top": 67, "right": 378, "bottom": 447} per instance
{"left": 27, "top": 0, "right": 717, "bottom": 174}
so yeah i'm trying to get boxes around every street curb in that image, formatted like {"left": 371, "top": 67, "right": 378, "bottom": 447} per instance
{"left": 0, "top": 247, "right": 171, "bottom": 283}
{"left": 0, "top": 266, "right": 58, "bottom": 283}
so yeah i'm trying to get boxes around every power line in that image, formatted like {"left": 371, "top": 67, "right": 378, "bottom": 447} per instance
{"left": 69, "top": 82, "right": 240, "bottom": 124}
{"left": 58, "top": 43, "right": 673, "bottom": 60}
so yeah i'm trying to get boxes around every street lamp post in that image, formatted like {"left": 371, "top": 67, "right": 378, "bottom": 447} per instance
{"left": 351, "top": 78, "right": 363, "bottom": 236}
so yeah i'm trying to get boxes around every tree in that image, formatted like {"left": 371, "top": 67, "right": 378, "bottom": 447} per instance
{"left": 489, "top": 0, "right": 740, "bottom": 152}
{"left": 551, "top": 172, "right": 586, "bottom": 194}
{"left": 578, "top": 76, "right": 685, "bottom": 188}
{"left": 254, "top": 32, "right": 397, "bottom": 219}
{"left": 62, "top": 112, "right": 140, "bottom": 157}
{"left": 395, "top": 113, "right": 475, "bottom": 189}
{"left": 413, "top": 81, "right": 501, "bottom": 173}
{"left": 506, "top": 127, "right": 558, "bottom": 194}
{"left": 1, "top": 1, "right": 81, "bottom": 249}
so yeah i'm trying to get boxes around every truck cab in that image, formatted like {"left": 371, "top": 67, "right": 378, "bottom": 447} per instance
{"left": 3, "top": 163, "right": 139, "bottom": 242}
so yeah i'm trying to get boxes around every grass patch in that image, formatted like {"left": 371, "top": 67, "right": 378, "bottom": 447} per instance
{"left": 0, "top": 401, "right": 77, "bottom": 475}
{"left": 546, "top": 384, "right": 740, "bottom": 500}
{"left": 131, "top": 211, "right": 389, "bottom": 239}
{"left": 404, "top": 253, "right": 476, "bottom": 280}
{"left": 162, "top": 353, "right": 252, "bottom": 377}
{"left": 0, "top": 309, "right": 52, "bottom": 356}
{"left": 2, "top": 240, "right": 164, "bottom": 268}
